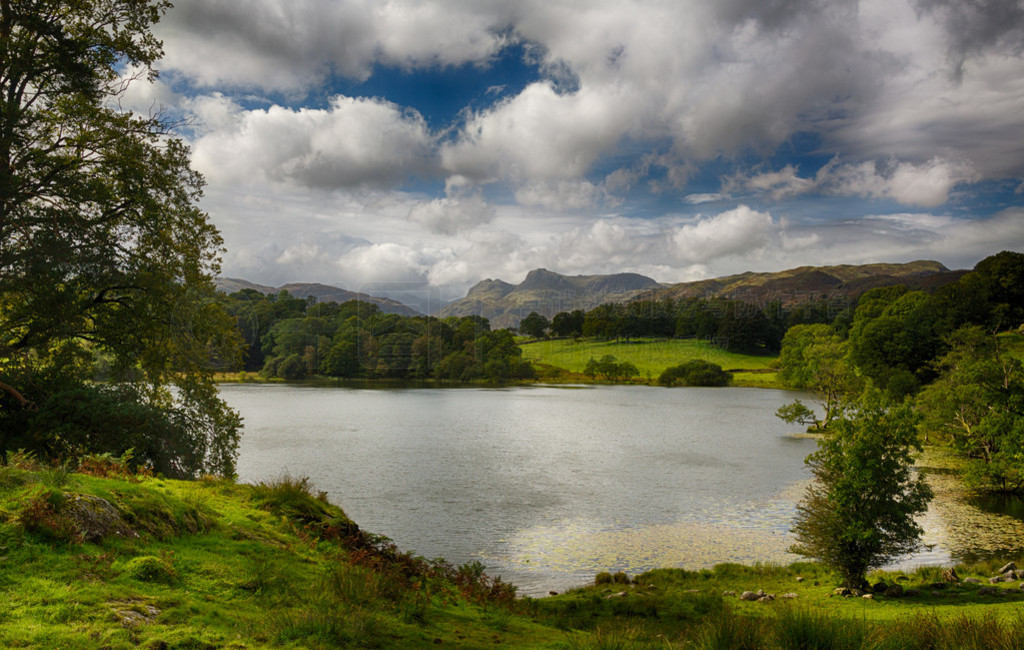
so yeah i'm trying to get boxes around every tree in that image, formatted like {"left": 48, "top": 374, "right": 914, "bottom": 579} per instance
{"left": 0, "top": 1, "right": 241, "bottom": 477}
{"left": 918, "top": 326, "right": 1024, "bottom": 492}
{"left": 776, "top": 324, "right": 861, "bottom": 431}
{"left": 658, "top": 360, "right": 731, "bottom": 387}
{"left": 789, "top": 396, "right": 933, "bottom": 588}
{"left": 519, "top": 311, "right": 549, "bottom": 339}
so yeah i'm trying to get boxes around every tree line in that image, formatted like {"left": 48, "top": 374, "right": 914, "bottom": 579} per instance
{"left": 220, "top": 290, "right": 535, "bottom": 383}
{"left": 520, "top": 293, "right": 853, "bottom": 354}
{"left": 777, "top": 250, "right": 1024, "bottom": 493}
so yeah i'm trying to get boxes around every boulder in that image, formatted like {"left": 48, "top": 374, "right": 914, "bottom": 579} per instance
{"left": 757, "top": 595, "right": 775, "bottom": 603}
{"left": 722, "top": 590, "right": 736, "bottom": 597}
{"left": 884, "top": 584, "right": 904, "bottom": 598}
{"left": 998, "top": 562, "right": 1017, "bottom": 575}
{"left": 780, "top": 593, "right": 798, "bottom": 599}
{"left": 833, "top": 587, "right": 852, "bottom": 596}
{"left": 862, "top": 594, "right": 874, "bottom": 600}
{"left": 739, "top": 591, "right": 759, "bottom": 601}
{"left": 978, "top": 586, "right": 998, "bottom": 596}
{"left": 942, "top": 567, "right": 960, "bottom": 583}
{"left": 963, "top": 578, "right": 981, "bottom": 584}
{"left": 872, "top": 581, "right": 889, "bottom": 593}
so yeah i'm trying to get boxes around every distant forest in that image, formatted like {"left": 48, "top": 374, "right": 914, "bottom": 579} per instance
{"left": 220, "top": 251, "right": 1023, "bottom": 385}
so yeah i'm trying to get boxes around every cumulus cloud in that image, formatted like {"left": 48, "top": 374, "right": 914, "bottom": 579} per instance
{"left": 190, "top": 95, "right": 436, "bottom": 189}
{"left": 671, "top": 206, "right": 778, "bottom": 263}
{"left": 728, "top": 157, "right": 980, "bottom": 207}
{"left": 407, "top": 191, "right": 495, "bottom": 235}
{"left": 157, "top": 0, "right": 512, "bottom": 92}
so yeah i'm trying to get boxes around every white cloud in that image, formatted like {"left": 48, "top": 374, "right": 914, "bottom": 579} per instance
{"left": 728, "top": 156, "right": 980, "bottom": 207}
{"left": 190, "top": 95, "right": 436, "bottom": 189}
{"left": 407, "top": 191, "right": 495, "bottom": 235}
{"left": 157, "top": 0, "right": 511, "bottom": 92}
{"left": 671, "top": 206, "right": 778, "bottom": 264}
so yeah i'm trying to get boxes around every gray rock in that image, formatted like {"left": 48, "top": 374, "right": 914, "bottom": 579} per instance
{"left": 998, "top": 562, "right": 1017, "bottom": 575}
{"left": 722, "top": 590, "right": 736, "bottom": 597}
{"left": 963, "top": 578, "right": 981, "bottom": 584}
{"left": 757, "top": 594, "right": 775, "bottom": 602}
{"left": 872, "top": 581, "right": 889, "bottom": 593}
{"left": 780, "top": 593, "right": 798, "bottom": 599}
{"left": 862, "top": 594, "right": 874, "bottom": 600}
{"left": 884, "top": 584, "right": 904, "bottom": 598}
{"left": 833, "top": 587, "right": 852, "bottom": 596}
{"left": 740, "top": 591, "right": 759, "bottom": 601}
{"left": 979, "top": 586, "right": 999, "bottom": 596}
{"left": 604, "top": 591, "right": 627, "bottom": 599}
{"left": 795, "top": 576, "right": 804, "bottom": 582}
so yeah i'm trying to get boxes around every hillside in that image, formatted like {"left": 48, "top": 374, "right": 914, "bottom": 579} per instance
{"left": 4, "top": 457, "right": 1024, "bottom": 648}
{"left": 216, "top": 278, "right": 421, "bottom": 316}
{"left": 434, "top": 268, "right": 662, "bottom": 328}
{"left": 641, "top": 260, "right": 965, "bottom": 307}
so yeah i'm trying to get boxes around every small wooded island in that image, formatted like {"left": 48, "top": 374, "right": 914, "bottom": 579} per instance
{"left": 3, "top": 1, "right": 1024, "bottom": 647}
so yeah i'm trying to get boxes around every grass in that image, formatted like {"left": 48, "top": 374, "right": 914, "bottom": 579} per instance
{"left": 2, "top": 455, "right": 1024, "bottom": 647}
{"left": 520, "top": 337, "right": 781, "bottom": 387}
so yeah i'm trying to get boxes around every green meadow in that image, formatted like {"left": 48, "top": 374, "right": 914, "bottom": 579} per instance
{"left": 519, "top": 337, "right": 780, "bottom": 386}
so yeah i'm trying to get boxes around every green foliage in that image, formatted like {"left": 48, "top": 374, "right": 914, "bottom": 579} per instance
{"left": 0, "top": 0, "right": 241, "bottom": 477}
{"left": 218, "top": 291, "right": 536, "bottom": 383}
{"left": 519, "top": 311, "right": 550, "bottom": 339}
{"left": 775, "top": 400, "right": 818, "bottom": 427}
{"left": 918, "top": 326, "right": 1024, "bottom": 492}
{"left": 777, "top": 324, "right": 861, "bottom": 429}
{"left": 658, "top": 360, "right": 731, "bottom": 387}
{"left": 789, "top": 395, "right": 933, "bottom": 588}
{"left": 122, "top": 555, "right": 176, "bottom": 584}
{"left": 584, "top": 355, "right": 640, "bottom": 381}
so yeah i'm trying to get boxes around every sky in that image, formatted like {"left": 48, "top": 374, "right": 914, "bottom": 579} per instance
{"left": 125, "top": 0, "right": 1024, "bottom": 307}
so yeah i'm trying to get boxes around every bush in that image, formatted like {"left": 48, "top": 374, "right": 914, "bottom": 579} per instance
{"left": 658, "top": 360, "right": 731, "bottom": 387}
{"left": 122, "top": 555, "right": 176, "bottom": 584}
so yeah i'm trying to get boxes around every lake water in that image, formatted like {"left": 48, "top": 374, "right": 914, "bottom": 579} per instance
{"left": 219, "top": 383, "right": 1009, "bottom": 596}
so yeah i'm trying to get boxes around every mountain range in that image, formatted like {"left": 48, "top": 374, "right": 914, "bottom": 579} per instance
{"left": 218, "top": 259, "right": 966, "bottom": 327}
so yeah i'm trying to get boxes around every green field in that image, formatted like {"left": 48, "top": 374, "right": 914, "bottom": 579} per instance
{"left": 520, "top": 337, "right": 779, "bottom": 382}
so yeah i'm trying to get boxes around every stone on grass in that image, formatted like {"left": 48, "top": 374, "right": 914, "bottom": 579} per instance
{"left": 884, "top": 584, "right": 904, "bottom": 598}
{"left": 998, "top": 562, "right": 1016, "bottom": 575}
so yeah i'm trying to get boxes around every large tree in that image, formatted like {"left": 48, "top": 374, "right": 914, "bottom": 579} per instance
{"left": 0, "top": 0, "right": 241, "bottom": 477}
{"left": 789, "top": 396, "right": 933, "bottom": 588}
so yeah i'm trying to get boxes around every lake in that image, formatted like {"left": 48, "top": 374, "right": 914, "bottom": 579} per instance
{"left": 220, "top": 383, "right": 1013, "bottom": 596}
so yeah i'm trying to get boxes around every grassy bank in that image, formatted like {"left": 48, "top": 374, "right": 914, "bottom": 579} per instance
{"left": 3, "top": 454, "right": 1024, "bottom": 648}
{"left": 520, "top": 337, "right": 782, "bottom": 388}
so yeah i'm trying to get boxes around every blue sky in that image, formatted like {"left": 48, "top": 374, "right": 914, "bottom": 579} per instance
{"left": 126, "top": 0, "right": 1024, "bottom": 304}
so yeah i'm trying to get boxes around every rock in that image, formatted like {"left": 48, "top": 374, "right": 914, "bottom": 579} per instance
{"left": 978, "top": 586, "right": 998, "bottom": 596}
{"left": 739, "top": 591, "right": 759, "bottom": 601}
{"left": 884, "top": 584, "right": 904, "bottom": 598}
{"left": 604, "top": 591, "right": 627, "bottom": 599}
{"left": 684, "top": 589, "right": 701, "bottom": 594}
{"left": 872, "top": 581, "right": 889, "bottom": 593}
{"left": 942, "top": 567, "right": 960, "bottom": 583}
{"left": 756, "top": 589, "right": 766, "bottom": 598}
{"left": 65, "top": 495, "right": 138, "bottom": 543}
{"left": 989, "top": 576, "right": 1007, "bottom": 584}
{"left": 548, "top": 591, "right": 558, "bottom": 596}
{"left": 780, "top": 593, "right": 798, "bottom": 599}
{"left": 851, "top": 588, "right": 864, "bottom": 597}
{"left": 757, "top": 595, "right": 775, "bottom": 602}
{"left": 795, "top": 577, "right": 804, "bottom": 582}
{"left": 963, "top": 578, "right": 981, "bottom": 584}
{"left": 998, "top": 562, "right": 1016, "bottom": 575}
{"left": 722, "top": 591, "right": 736, "bottom": 596}
{"left": 833, "top": 587, "right": 852, "bottom": 596}
{"left": 862, "top": 594, "right": 874, "bottom": 600}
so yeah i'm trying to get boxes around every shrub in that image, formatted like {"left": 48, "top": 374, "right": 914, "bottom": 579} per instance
{"left": 595, "top": 572, "right": 613, "bottom": 585}
{"left": 658, "top": 360, "right": 731, "bottom": 387}
{"left": 122, "top": 555, "right": 176, "bottom": 584}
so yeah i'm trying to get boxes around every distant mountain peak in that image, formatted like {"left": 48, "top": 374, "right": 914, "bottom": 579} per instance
{"left": 215, "top": 278, "right": 421, "bottom": 316}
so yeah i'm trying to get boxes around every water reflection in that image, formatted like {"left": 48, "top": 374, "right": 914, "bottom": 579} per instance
{"left": 220, "top": 383, "right": 1024, "bottom": 596}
